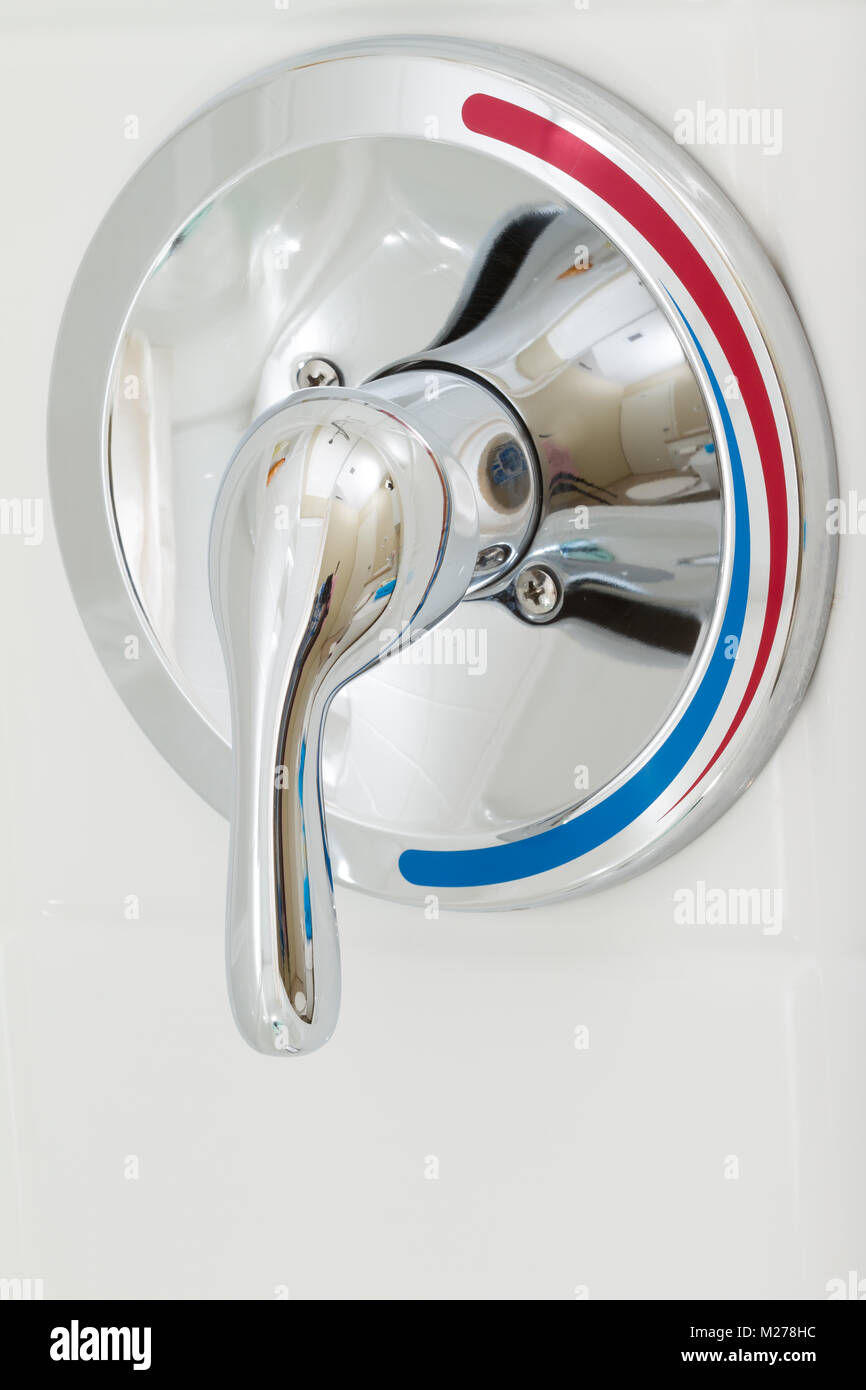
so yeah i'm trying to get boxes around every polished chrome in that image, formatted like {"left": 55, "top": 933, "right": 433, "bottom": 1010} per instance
{"left": 96, "top": 149, "right": 724, "bottom": 838}
{"left": 378, "top": 203, "right": 722, "bottom": 647}
{"left": 515, "top": 565, "right": 562, "bottom": 622}
{"left": 49, "top": 38, "right": 836, "bottom": 945}
{"left": 209, "top": 369, "right": 524, "bottom": 1053}
{"left": 364, "top": 369, "right": 538, "bottom": 593}
{"left": 295, "top": 357, "right": 343, "bottom": 390}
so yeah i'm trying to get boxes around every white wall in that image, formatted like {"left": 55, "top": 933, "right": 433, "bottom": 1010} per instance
{"left": 0, "top": 0, "right": 863, "bottom": 1299}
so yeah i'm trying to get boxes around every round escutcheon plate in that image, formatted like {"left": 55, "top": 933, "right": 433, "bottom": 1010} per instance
{"left": 49, "top": 38, "right": 836, "bottom": 909}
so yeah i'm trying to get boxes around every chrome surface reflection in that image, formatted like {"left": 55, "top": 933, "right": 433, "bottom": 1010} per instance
{"left": 380, "top": 202, "right": 722, "bottom": 651}
{"left": 109, "top": 146, "right": 720, "bottom": 854}
{"left": 358, "top": 200, "right": 722, "bottom": 836}
{"left": 49, "top": 41, "right": 835, "bottom": 927}
{"left": 209, "top": 373, "right": 510, "bottom": 1053}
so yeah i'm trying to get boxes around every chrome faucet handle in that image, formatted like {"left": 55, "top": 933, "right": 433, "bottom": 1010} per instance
{"left": 209, "top": 370, "right": 536, "bottom": 1055}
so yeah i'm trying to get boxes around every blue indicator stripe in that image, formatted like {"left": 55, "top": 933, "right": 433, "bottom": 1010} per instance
{"left": 398, "top": 298, "right": 751, "bottom": 888}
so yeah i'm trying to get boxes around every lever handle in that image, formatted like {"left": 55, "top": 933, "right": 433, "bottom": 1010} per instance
{"left": 210, "top": 373, "right": 527, "bottom": 1054}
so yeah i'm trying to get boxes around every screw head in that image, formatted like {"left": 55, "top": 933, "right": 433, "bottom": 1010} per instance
{"left": 295, "top": 357, "right": 343, "bottom": 389}
{"left": 514, "top": 565, "right": 562, "bottom": 621}
{"left": 474, "top": 543, "right": 512, "bottom": 575}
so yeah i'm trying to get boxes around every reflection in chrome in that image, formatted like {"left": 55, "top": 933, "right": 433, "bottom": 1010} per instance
{"left": 378, "top": 202, "right": 722, "bottom": 657}
{"left": 108, "top": 146, "right": 725, "bottom": 933}
{"left": 48, "top": 44, "right": 835, "bottom": 1054}
{"left": 209, "top": 372, "right": 530, "bottom": 1053}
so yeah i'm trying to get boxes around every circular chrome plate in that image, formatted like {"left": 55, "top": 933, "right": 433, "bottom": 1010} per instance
{"left": 49, "top": 37, "right": 836, "bottom": 908}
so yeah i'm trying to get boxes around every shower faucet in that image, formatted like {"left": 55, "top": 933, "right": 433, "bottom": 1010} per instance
{"left": 48, "top": 39, "right": 837, "bottom": 1055}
